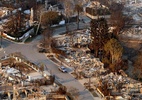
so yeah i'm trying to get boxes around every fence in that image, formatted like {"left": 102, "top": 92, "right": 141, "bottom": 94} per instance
{"left": 1, "top": 28, "right": 34, "bottom": 42}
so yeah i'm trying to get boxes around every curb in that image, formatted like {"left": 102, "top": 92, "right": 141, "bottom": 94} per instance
{"left": 45, "top": 54, "right": 104, "bottom": 100}
{"left": 2, "top": 37, "right": 24, "bottom": 44}
{"left": 0, "top": 47, "right": 3, "bottom": 51}
{"left": 45, "top": 53, "right": 70, "bottom": 68}
{"left": 44, "top": 53, "right": 74, "bottom": 73}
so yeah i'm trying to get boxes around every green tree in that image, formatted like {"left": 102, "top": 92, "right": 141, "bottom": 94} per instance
{"left": 74, "top": 3, "right": 83, "bottom": 30}
{"left": 104, "top": 38, "right": 123, "bottom": 64}
{"left": 90, "top": 18, "right": 110, "bottom": 58}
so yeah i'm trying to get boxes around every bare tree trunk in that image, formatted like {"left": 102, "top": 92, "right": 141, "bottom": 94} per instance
{"left": 77, "top": 11, "right": 79, "bottom": 30}
{"left": 65, "top": 15, "right": 70, "bottom": 33}
{"left": 65, "top": 22, "right": 69, "bottom": 33}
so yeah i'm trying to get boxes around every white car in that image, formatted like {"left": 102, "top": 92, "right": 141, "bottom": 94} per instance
{"left": 58, "top": 66, "right": 67, "bottom": 73}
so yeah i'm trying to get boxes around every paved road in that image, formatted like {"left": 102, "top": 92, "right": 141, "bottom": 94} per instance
{"left": 53, "top": 15, "right": 90, "bottom": 36}
{"left": 0, "top": 16, "right": 103, "bottom": 100}
{"left": 0, "top": 36, "right": 95, "bottom": 100}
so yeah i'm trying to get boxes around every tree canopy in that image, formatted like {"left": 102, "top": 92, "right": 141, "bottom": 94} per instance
{"left": 41, "top": 26, "right": 53, "bottom": 49}
{"left": 41, "top": 11, "right": 60, "bottom": 26}
{"left": 90, "top": 18, "right": 110, "bottom": 57}
{"left": 104, "top": 38, "right": 123, "bottom": 64}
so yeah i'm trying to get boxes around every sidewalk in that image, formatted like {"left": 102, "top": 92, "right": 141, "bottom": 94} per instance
{"left": 79, "top": 78, "right": 104, "bottom": 98}
{"left": 52, "top": 21, "right": 90, "bottom": 37}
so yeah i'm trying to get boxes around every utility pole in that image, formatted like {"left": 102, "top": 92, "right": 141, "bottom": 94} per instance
{"left": 89, "top": 75, "right": 91, "bottom": 90}
{"left": 0, "top": 19, "right": 3, "bottom": 48}
{"left": 88, "top": 73, "right": 92, "bottom": 90}
{"left": 0, "top": 31, "right": 2, "bottom": 48}
{"left": 36, "top": 11, "right": 45, "bottom": 35}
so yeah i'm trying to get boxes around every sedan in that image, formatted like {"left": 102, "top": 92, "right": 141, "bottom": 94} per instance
{"left": 58, "top": 66, "right": 67, "bottom": 73}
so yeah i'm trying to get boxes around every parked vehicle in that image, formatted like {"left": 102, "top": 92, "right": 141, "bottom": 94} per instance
{"left": 58, "top": 66, "right": 67, "bottom": 73}
{"left": 38, "top": 48, "right": 47, "bottom": 53}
